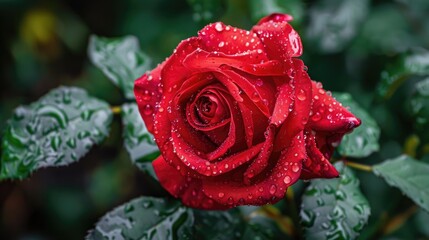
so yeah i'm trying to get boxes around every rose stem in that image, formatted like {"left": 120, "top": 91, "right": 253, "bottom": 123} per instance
{"left": 343, "top": 160, "right": 373, "bottom": 172}
{"left": 110, "top": 105, "right": 122, "bottom": 114}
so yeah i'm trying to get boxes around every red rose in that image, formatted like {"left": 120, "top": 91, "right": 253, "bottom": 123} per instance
{"left": 134, "top": 14, "right": 360, "bottom": 210}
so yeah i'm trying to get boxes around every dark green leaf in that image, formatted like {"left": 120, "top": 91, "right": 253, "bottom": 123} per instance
{"left": 0, "top": 87, "right": 112, "bottom": 180}
{"left": 415, "top": 208, "right": 429, "bottom": 237}
{"left": 87, "top": 196, "right": 194, "bottom": 240}
{"left": 242, "top": 215, "right": 290, "bottom": 240}
{"left": 300, "top": 162, "right": 371, "bottom": 240}
{"left": 408, "top": 77, "right": 429, "bottom": 141}
{"left": 305, "top": 0, "right": 369, "bottom": 53}
{"left": 193, "top": 208, "right": 245, "bottom": 240}
{"left": 334, "top": 93, "right": 380, "bottom": 158}
{"left": 193, "top": 208, "right": 289, "bottom": 240}
{"left": 121, "top": 103, "right": 159, "bottom": 179}
{"left": 249, "top": 0, "right": 304, "bottom": 25}
{"left": 373, "top": 155, "right": 429, "bottom": 212}
{"left": 377, "top": 50, "right": 429, "bottom": 99}
{"left": 88, "top": 35, "right": 151, "bottom": 99}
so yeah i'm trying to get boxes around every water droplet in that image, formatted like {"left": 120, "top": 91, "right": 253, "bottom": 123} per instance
{"left": 218, "top": 192, "right": 225, "bottom": 198}
{"left": 283, "top": 175, "right": 291, "bottom": 184}
{"left": 218, "top": 41, "right": 225, "bottom": 47}
{"left": 143, "top": 105, "right": 153, "bottom": 115}
{"left": 224, "top": 163, "right": 229, "bottom": 169}
{"left": 227, "top": 197, "right": 234, "bottom": 204}
{"left": 297, "top": 89, "right": 306, "bottom": 101}
{"left": 269, "top": 184, "right": 277, "bottom": 195}
{"left": 215, "top": 22, "right": 223, "bottom": 32}
{"left": 292, "top": 164, "right": 300, "bottom": 173}
{"left": 311, "top": 112, "right": 322, "bottom": 121}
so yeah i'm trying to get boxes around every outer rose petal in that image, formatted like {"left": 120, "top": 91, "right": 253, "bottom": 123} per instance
{"left": 153, "top": 156, "right": 228, "bottom": 210}
{"left": 253, "top": 13, "right": 303, "bottom": 60}
{"left": 134, "top": 63, "right": 164, "bottom": 133}
{"left": 198, "top": 22, "right": 267, "bottom": 56}
{"left": 308, "top": 81, "right": 361, "bottom": 132}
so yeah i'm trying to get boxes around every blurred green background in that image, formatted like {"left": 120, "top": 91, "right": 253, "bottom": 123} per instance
{"left": 0, "top": 0, "right": 429, "bottom": 239}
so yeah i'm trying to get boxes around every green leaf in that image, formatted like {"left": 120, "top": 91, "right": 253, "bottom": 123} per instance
{"left": 87, "top": 196, "right": 194, "bottom": 240}
{"left": 300, "top": 162, "right": 371, "bottom": 240}
{"left": 88, "top": 35, "right": 151, "bottom": 100}
{"left": 334, "top": 93, "right": 380, "bottom": 158}
{"left": 0, "top": 87, "right": 112, "bottom": 180}
{"left": 373, "top": 155, "right": 429, "bottom": 212}
{"left": 193, "top": 208, "right": 289, "bottom": 240}
{"left": 377, "top": 50, "right": 429, "bottom": 99}
{"left": 193, "top": 209, "right": 245, "bottom": 239}
{"left": 249, "top": 0, "right": 304, "bottom": 25}
{"left": 415, "top": 208, "right": 429, "bottom": 237}
{"left": 305, "top": 0, "right": 369, "bottom": 53}
{"left": 408, "top": 77, "right": 429, "bottom": 141}
{"left": 121, "top": 103, "right": 159, "bottom": 178}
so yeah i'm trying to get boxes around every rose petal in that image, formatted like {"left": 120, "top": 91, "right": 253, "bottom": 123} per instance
{"left": 153, "top": 156, "right": 228, "bottom": 210}
{"left": 243, "top": 125, "right": 275, "bottom": 184}
{"left": 274, "top": 59, "right": 312, "bottom": 151}
{"left": 257, "top": 13, "right": 294, "bottom": 25}
{"left": 199, "top": 22, "right": 266, "bottom": 55}
{"left": 183, "top": 49, "right": 286, "bottom": 76}
{"left": 170, "top": 128, "right": 263, "bottom": 176}
{"left": 270, "top": 83, "right": 294, "bottom": 126}
{"left": 253, "top": 14, "right": 303, "bottom": 60}
{"left": 202, "top": 132, "right": 304, "bottom": 207}
{"left": 308, "top": 81, "right": 361, "bottom": 133}
{"left": 300, "top": 130, "right": 339, "bottom": 179}
{"left": 160, "top": 37, "right": 201, "bottom": 90}
{"left": 134, "top": 63, "right": 164, "bottom": 133}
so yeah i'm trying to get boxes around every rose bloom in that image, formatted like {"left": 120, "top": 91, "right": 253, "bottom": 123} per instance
{"left": 134, "top": 14, "right": 360, "bottom": 210}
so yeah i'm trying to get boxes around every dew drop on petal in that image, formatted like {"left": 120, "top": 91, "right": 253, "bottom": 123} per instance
{"left": 218, "top": 192, "right": 225, "bottom": 198}
{"left": 215, "top": 22, "right": 223, "bottom": 32}
{"left": 269, "top": 185, "right": 277, "bottom": 195}
{"left": 218, "top": 41, "right": 225, "bottom": 48}
{"left": 292, "top": 164, "right": 300, "bottom": 173}
{"left": 312, "top": 112, "right": 321, "bottom": 121}
{"left": 143, "top": 105, "right": 153, "bottom": 115}
{"left": 297, "top": 89, "right": 306, "bottom": 101}
{"left": 284, "top": 175, "right": 292, "bottom": 184}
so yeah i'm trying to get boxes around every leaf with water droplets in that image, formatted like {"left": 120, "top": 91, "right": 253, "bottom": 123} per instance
{"left": 373, "top": 155, "right": 429, "bottom": 213}
{"left": 300, "top": 162, "right": 370, "bottom": 240}
{"left": 249, "top": 0, "right": 304, "bottom": 25}
{"left": 88, "top": 35, "right": 152, "bottom": 100}
{"left": 0, "top": 87, "right": 112, "bottom": 180}
{"left": 305, "top": 0, "right": 369, "bottom": 53}
{"left": 334, "top": 92, "right": 380, "bottom": 158}
{"left": 87, "top": 196, "right": 194, "bottom": 240}
{"left": 121, "top": 103, "right": 159, "bottom": 179}
{"left": 377, "top": 50, "right": 429, "bottom": 100}
{"left": 193, "top": 208, "right": 290, "bottom": 240}
{"left": 408, "top": 77, "right": 429, "bottom": 142}
{"left": 193, "top": 208, "right": 245, "bottom": 239}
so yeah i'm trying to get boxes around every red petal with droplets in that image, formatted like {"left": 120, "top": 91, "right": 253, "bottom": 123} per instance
{"left": 257, "top": 13, "right": 294, "bottom": 25}
{"left": 134, "top": 63, "right": 164, "bottom": 133}
{"left": 199, "top": 22, "right": 266, "bottom": 55}
{"left": 301, "top": 130, "right": 339, "bottom": 180}
{"left": 274, "top": 59, "right": 312, "bottom": 152}
{"left": 308, "top": 81, "right": 361, "bottom": 133}
{"left": 153, "top": 156, "right": 228, "bottom": 210}
{"left": 253, "top": 14, "right": 303, "bottom": 59}
{"left": 202, "top": 132, "right": 304, "bottom": 207}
